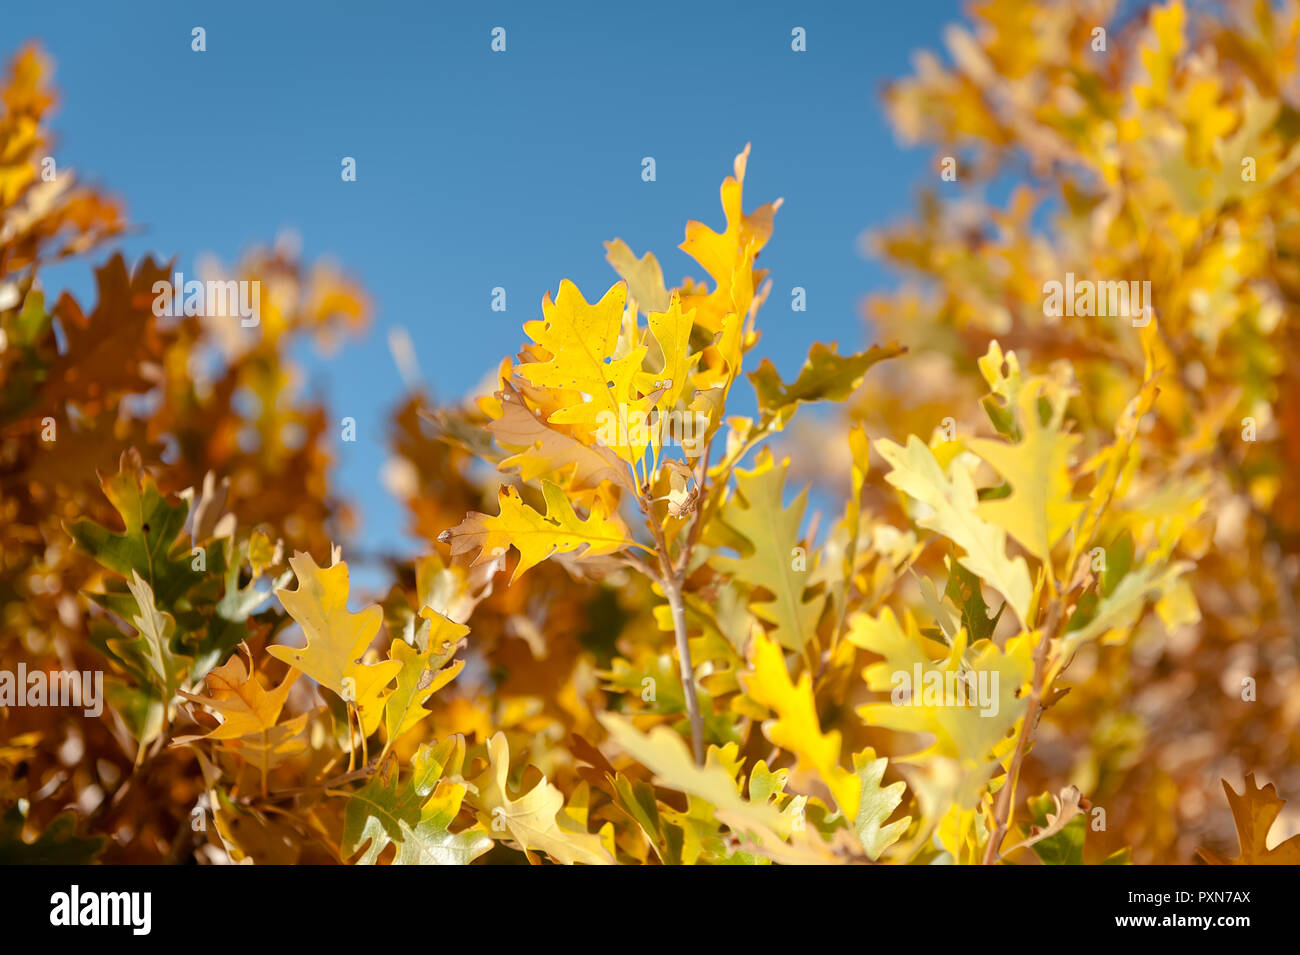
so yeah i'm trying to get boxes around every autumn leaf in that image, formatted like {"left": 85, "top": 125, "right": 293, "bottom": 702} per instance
{"left": 598, "top": 714, "right": 789, "bottom": 840}
{"left": 113, "top": 570, "right": 189, "bottom": 702}
{"left": 343, "top": 737, "right": 492, "bottom": 865}
{"left": 604, "top": 238, "right": 671, "bottom": 314}
{"left": 67, "top": 450, "right": 192, "bottom": 606}
{"left": 852, "top": 748, "right": 910, "bottom": 861}
{"left": 743, "top": 627, "right": 860, "bottom": 819}
{"left": 848, "top": 607, "right": 1032, "bottom": 806}
{"left": 1059, "top": 558, "right": 1191, "bottom": 657}
{"left": 875, "top": 435, "right": 1033, "bottom": 626}
{"left": 714, "top": 452, "right": 825, "bottom": 652}
{"left": 470, "top": 732, "right": 613, "bottom": 865}
{"left": 516, "top": 279, "right": 656, "bottom": 465}
{"left": 750, "top": 341, "right": 904, "bottom": 430}
{"left": 439, "top": 481, "right": 640, "bottom": 583}
{"left": 635, "top": 292, "right": 698, "bottom": 414}
{"left": 382, "top": 607, "right": 467, "bottom": 744}
{"left": 487, "top": 382, "right": 636, "bottom": 495}
{"left": 269, "top": 551, "right": 400, "bottom": 735}
{"left": 1014, "top": 788, "right": 1087, "bottom": 865}
{"left": 967, "top": 377, "right": 1087, "bottom": 567}
{"left": 175, "top": 648, "right": 299, "bottom": 742}
{"left": 1197, "top": 774, "right": 1300, "bottom": 865}
{"left": 679, "top": 143, "right": 781, "bottom": 337}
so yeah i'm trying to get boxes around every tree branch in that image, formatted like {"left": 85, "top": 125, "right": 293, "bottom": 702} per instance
{"left": 982, "top": 600, "right": 1059, "bottom": 864}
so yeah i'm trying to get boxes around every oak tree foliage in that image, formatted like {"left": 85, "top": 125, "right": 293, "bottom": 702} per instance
{"left": 2, "top": 1, "right": 1297, "bottom": 864}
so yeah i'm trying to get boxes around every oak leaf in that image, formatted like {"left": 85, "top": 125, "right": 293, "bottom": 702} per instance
{"left": 382, "top": 607, "right": 467, "bottom": 743}
{"left": 750, "top": 341, "right": 904, "bottom": 430}
{"left": 269, "top": 552, "right": 400, "bottom": 736}
{"left": 875, "top": 435, "right": 1033, "bottom": 626}
{"left": 967, "top": 378, "right": 1087, "bottom": 566}
{"left": 743, "top": 628, "right": 860, "bottom": 819}
{"left": 471, "top": 732, "right": 613, "bottom": 864}
{"left": 343, "top": 737, "right": 492, "bottom": 865}
{"left": 714, "top": 452, "right": 824, "bottom": 651}
{"left": 175, "top": 648, "right": 299, "bottom": 742}
{"left": 439, "top": 481, "right": 637, "bottom": 583}
{"left": 1197, "top": 774, "right": 1300, "bottom": 865}
{"left": 487, "top": 382, "right": 636, "bottom": 495}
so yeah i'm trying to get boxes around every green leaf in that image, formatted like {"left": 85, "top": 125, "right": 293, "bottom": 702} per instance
{"left": 342, "top": 738, "right": 491, "bottom": 865}
{"left": 67, "top": 454, "right": 193, "bottom": 606}
{"left": 107, "top": 571, "right": 190, "bottom": 701}
{"left": 15, "top": 288, "right": 50, "bottom": 346}
{"left": 611, "top": 774, "right": 683, "bottom": 865}
{"left": 749, "top": 341, "right": 903, "bottom": 430}
{"left": 1024, "top": 791, "right": 1086, "bottom": 865}
{"left": 852, "top": 749, "right": 910, "bottom": 860}
{"left": 944, "top": 558, "right": 1002, "bottom": 644}
{"left": 0, "top": 804, "right": 105, "bottom": 864}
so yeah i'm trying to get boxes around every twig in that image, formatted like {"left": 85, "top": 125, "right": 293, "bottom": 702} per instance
{"left": 982, "top": 600, "right": 1059, "bottom": 864}
{"left": 644, "top": 488, "right": 705, "bottom": 764}
{"left": 663, "top": 571, "right": 705, "bottom": 764}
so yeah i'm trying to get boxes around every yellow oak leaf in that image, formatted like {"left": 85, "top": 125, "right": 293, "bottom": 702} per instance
{"left": 516, "top": 279, "right": 656, "bottom": 465}
{"left": 175, "top": 649, "right": 299, "bottom": 742}
{"left": 471, "top": 732, "right": 613, "bottom": 865}
{"left": 598, "top": 713, "right": 789, "bottom": 838}
{"left": 1135, "top": 1, "right": 1185, "bottom": 109}
{"left": 634, "top": 292, "right": 698, "bottom": 413}
{"left": 246, "top": 530, "right": 277, "bottom": 576}
{"left": 968, "top": 377, "right": 1087, "bottom": 566}
{"left": 603, "top": 238, "right": 671, "bottom": 314}
{"left": 743, "top": 627, "right": 860, "bottom": 819}
{"left": 698, "top": 240, "right": 761, "bottom": 397}
{"left": 679, "top": 143, "right": 781, "bottom": 336}
{"left": 486, "top": 382, "right": 636, "bottom": 495}
{"left": 875, "top": 435, "right": 1032, "bottom": 625}
{"left": 714, "top": 451, "right": 824, "bottom": 651}
{"left": 848, "top": 607, "right": 1032, "bottom": 808}
{"left": 438, "top": 481, "right": 638, "bottom": 583}
{"left": 269, "top": 552, "right": 400, "bottom": 736}
{"left": 382, "top": 607, "right": 468, "bottom": 744}
{"left": 224, "top": 714, "right": 311, "bottom": 772}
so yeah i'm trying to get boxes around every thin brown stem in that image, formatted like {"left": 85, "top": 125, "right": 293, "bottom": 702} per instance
{"left": 663, "top": 570, "right": 704, "bottom": 764}
{"left": 982, "top": 600, "right": 1059, "bottom": 864}
{"left": 644, "top": 485, "right": 705, "bottom": 764}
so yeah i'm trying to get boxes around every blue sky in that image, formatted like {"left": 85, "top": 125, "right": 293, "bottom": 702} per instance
{"left": 7, "top": 0, "right": 963, "bottom": 581}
